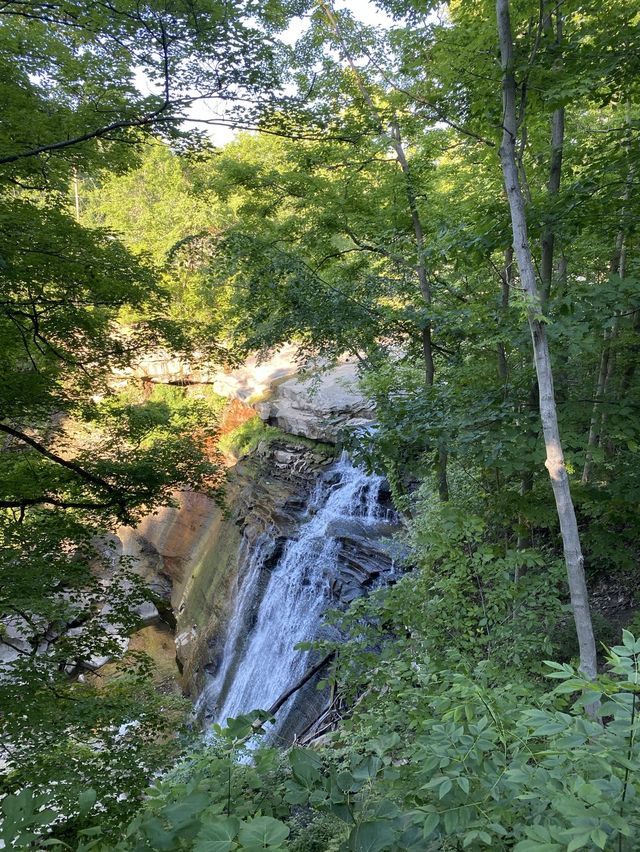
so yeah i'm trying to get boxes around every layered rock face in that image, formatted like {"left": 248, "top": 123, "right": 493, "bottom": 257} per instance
{"left": 191, "top": 443, "right": 398, "bottom": 741}
{"left": 1, "top": 356, "right": 394, "bottom": 740}
{"left": 256, "top": 362, "right": 375, "bottom": 443}
{"left": 121, "top": 436, "right": 397, "bottom": 711}
{"left": 111, "top": 359, "right": 397, "bottom": 739}
{"left": 115, "top": 346, "right": 298, "bottom": 400}
{"left": 174, "top": 438, "right": 336, "bottom": 700}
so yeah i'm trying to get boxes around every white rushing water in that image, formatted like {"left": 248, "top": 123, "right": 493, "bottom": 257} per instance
{"left": 198, "top": 453, "right": 390, "bottom": 738}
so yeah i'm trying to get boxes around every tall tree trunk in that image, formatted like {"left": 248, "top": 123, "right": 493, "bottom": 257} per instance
{"left": 72, "top": 164, "right": 81, "bottom": 221}
{"left": 515, "top": 379, "right": 539, "bottom": 571}
{"left": 540, "top": 7, "right": 564, "bottom": 306}
{"left": 391, "top": 122, "right": 448, "bottom": 500}
{"left": 581, "top": 325, "right": 614, "bottom": 485}
{"left": 497, "top": 246, "right": 513, "bottom": 380}
{"left": 496, "top": 0, "right": 597, "bottom": 685}
{"left": 517, "top": 8, "right": 564, "bottom": 569}
{"left": 582, "top": 161, "right": 635, "bottom": 482}
{"left": 517, "top": 36, "right": 564, "bottom": 566}
{"left": 540, "top": 105, "right": 564, "bottom": 305}
{"left": 390, "top": 123, "right": 435, "bottom": 387}
{"left": 321, "top": 0, "right": 448, "bottom": 500}
{"left": 620, "top": 306, "right": 640, "bottom": 393}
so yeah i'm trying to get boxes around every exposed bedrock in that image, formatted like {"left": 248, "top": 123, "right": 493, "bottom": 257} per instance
{"left": 255, "top": 362, "right": 375, "bottom": 443}
{"left": 110, "top": 358, "right": 400, "bottom": 739}
{"left": 119, "top": 435, "right": 398, "bottom": 710}
{"left": 1, "top": 357, "right": 394, "bottom": 736}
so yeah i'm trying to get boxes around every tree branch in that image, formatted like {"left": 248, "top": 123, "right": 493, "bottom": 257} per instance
{"left": 0, "top": 422, "right": 127, "bottom": 512}
{"left": 0, "top": 496, "right": 113, "bottom": 511}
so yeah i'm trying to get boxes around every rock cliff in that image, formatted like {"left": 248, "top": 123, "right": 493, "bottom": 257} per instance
{"left": 110, "top": 358, "right": 395, "bottom": 740}
{"left": 1, "top": 354, "right": 393, "bottom": 742}
{"left": 256, "top": 362, "right": 375, "bottom": 443}
{"left": 119, "top": 433, "right": 396, "bottom": 711}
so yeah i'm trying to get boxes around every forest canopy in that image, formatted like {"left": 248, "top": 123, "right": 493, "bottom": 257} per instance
{"left": 1, "top": 0, "right": 640, "bottom": 850}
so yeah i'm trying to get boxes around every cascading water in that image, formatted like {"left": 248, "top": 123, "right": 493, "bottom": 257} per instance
{"left": 196, "top": 452, "right": 395, "bottom": 741}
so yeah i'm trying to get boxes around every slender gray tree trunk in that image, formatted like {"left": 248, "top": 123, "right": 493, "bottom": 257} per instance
{"left": 497, "top": 246, "right": 513, "bottom": 380}
{"left": 582, "top": 159, "right": 635, "bottom": 482}
{"left": 497, "top": 0, "right": 597, "bottom": 685}
{"left": 72, "top": 165, "right": 81, "bottom": 221}
{"left": 517, "top": 19, "right": 564, "bottom": 568}
{"left": 321, "top": 0, "right": 449, "bottom": 500}
{"left": 540, "top": 7, "right": 564, "bottom": 306}
{"left": 390, "top": 123, "right": 435, "bottom": 387}
{"left": 581, "top": 326, "right": 614, "bottom": 485}
{"left": 540, "top": 107, "right": 564, "bottom": 305}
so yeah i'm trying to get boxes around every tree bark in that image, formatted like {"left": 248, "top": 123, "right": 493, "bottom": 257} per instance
{"left": 321, "top": 1, "right": 449, "bottom": 500}
{"left": 515, "top": 379, "right": 539, "bottom": 570}
{"left": 581, "top": 326, "right": 614, "bottom": 485}
{"left": 496, "top": 0, "right": 597, "bottom": 685}
{"left": 391, "top": 123, "right": 449, "bottom": 500}
{"left": 540, "top": 8, "right": 564, "bottom": 306}
{"left": 245, "top": 652, "right": 336, "bottom": 737}
{"left": 497, "top": 246, "right": 513, "bottom": 380}
{"left": 72, "top": 165, "right": 81, "bottom": 221}
{"left": 390, "top": 123, "right": 435, "bottom": 387}
{"left": 620, "top": 306, "right": 640, "bottom": 393}
{"left": 582, "top": 161, "right": 635, "bottom": 482}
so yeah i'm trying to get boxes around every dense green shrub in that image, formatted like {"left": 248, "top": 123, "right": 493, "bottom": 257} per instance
{"left": 289, "top": 641, "right": 640, "bottom": 851}
{"left": 5, "top": 636, "right": 640, "bottom": 851}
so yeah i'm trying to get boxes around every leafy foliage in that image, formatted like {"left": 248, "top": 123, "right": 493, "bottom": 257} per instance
{"left": 0, "top": 0, "right": 295, "bottom": 823}
{"left": 11, "top": 636, "right": 640, "bottom": 851}
{"left": 3, "top": 0, "right": 640, "bottom": 848}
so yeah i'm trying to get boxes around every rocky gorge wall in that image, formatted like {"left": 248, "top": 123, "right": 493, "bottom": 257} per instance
{"left": 114, "top": 360, "right": 399, "bottom": 739}
{"left": 0, "top": 353, "right": 399, "bottom": 743}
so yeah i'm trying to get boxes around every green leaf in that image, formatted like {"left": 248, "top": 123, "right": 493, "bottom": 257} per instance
{"left": 289, "top": 748, "right": 322, "bottom": 786}
{"left": 576, "top": 783, "right": 601, "bottom": 804}
{"left": 368, "top": 733, "right": 401, "bottom": 756}
{"left": 622, "top": 629, "right": 635, "bottom": 650}
{"left": 590, "top": 828, "right": 608, "bottom": 850}
{"left": 78, "top": 789, "right": 97, "bottom": 818}
{"left": 567, "top": 835, "right": 592, "bottom": 852}
{"left": 141, "top": 817, "right": 176, "bottom": 851}
{"left": 164, "top": 794, "right": 210, "bottom": 829}
{"left": 238, "top": 816, "right": 289, "bottom": 848}
{"left": 352, "top": 756, "right": 382, "bottom": 781}
{"left": 349, "top": 820, "right": 397, "bottom": 852}
{"left": 195, "top": 844, "right": 234, "bottom": 852}
{"left": 443, "top": 809, "right": 458, "bottom": 834}
{"left": 198, "top": 817, "right": 240, "bottom": 846}
{"left": 438, "top": 779, "right": 452, "bottom": 799}
{"left": 2, "top": 790, "right": 33, "bottom": 822}
{"left": 193, "top": 840, "right": 237, "bottom": 852}
{"left": 457, "top": 775, "right": 470, "bottom": 794}
{"left": 423, "top": 813, "right": 439, "bottom": 839}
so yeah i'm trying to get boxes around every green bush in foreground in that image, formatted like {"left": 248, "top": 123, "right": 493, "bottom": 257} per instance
{"left": 3, "top": 634, "right": 640, "bottom": 851}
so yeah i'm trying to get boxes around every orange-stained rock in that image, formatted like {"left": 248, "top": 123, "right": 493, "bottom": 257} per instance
{"left": 219, "top": 398, "right": 258, "bottom": 437}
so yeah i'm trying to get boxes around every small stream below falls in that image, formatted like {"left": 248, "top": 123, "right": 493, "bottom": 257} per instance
{"left": 195, "top": 452, "right": 398, "bottom": 742}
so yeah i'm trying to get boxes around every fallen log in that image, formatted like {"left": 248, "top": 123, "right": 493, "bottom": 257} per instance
{"left": 246, "top": 651, "right": 336, "bottom": 737}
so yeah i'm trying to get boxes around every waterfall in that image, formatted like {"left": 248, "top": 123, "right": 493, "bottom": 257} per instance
{"left": 197, "top": 452, "right": 394, "bottom": 740}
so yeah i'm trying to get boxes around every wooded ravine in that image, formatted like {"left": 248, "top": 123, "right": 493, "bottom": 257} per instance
{"left": 1, "top": 0, "right": 640, "bottom": 849}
